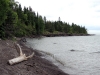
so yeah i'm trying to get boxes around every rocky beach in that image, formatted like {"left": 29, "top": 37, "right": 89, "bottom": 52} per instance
{"left": 0, "top": 38, "right": 69, "bottom": 75}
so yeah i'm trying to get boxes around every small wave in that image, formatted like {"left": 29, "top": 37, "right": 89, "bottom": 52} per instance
{"left": 90, "top": 51, "right": 100, "bottom": 54}
{"left": 69, "top": 49, "right": 85, "bottom": 52}
{"left": 37, "top": 50, "right": 65, "bottom": 66}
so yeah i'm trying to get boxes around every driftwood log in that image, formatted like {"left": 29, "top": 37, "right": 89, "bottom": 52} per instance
{"left": 8, "top": 43, "right": 34, "bottom": 65}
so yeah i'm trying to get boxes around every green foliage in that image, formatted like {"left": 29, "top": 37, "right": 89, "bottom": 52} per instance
{"left": 0, "top": 0, "right": 88, "bottom": 39}
{"left": 0, "top": 26, "right": 5, "bottom": 39}
{"left": 38, "top": 16, "right": 45, "bottom": 34}
{"left": 0, "top": 0, "right": 9, "bottom": 25}
{"left": 0, "top": 0, "right": 10, "bottom": 39}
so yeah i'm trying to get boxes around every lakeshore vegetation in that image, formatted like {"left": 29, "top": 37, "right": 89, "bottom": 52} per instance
{"left": 0, "top": 0, "right": 87, "bottom": 39}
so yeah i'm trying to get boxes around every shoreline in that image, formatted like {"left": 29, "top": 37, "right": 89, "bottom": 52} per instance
{"left": 25, "top": 33, "right": 95, "bottom": 38}
{"left": 0, "top": 39, "right": 69, "bottom": 75}
{"left": 43, "top": 33, "right": 92, "bottom": 37}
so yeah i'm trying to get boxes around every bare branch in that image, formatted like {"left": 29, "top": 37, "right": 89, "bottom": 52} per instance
{"left": 26, "top": 52, "right": 34, "bottom": 59}
{"left": 8, "top": 43, "right": 34, "bottom": 65}
{"left": 15, "top": 44, "right": 23, "bottom": 56}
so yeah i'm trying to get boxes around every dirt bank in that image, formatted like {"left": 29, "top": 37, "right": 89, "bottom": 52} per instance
{"left": 0, "top": 39, "right": 69, "bottom": 75}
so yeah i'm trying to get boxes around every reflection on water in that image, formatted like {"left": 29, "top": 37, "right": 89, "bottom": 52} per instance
{"left": 26, "top": 35, "right": 100, "bottom": 75}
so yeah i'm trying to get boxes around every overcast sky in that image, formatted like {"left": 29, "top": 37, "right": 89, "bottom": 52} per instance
{"left": 15, "top": 0, "right": 100, "bottom": 34}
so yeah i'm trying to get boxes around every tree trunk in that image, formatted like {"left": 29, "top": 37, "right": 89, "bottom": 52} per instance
{"left": 8, "top": 43, "right": 34, "bottom": 65}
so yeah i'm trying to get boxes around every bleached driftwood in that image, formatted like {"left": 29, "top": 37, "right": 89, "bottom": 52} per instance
{"left": 8, "top": 43, "right": 34, "bottom": 65}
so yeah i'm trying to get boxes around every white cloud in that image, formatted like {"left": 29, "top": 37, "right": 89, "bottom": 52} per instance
{"left": 15, "top": 0, "right": 100, "bottom": 34}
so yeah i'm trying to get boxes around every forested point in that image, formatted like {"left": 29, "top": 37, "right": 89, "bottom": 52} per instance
{"left": 0, "top": 0, "right": 88, "bottom": 39}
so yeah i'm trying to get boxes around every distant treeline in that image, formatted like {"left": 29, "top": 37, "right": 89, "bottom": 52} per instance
{"left": 0, "top": 0, "right": 87, "bottom": 39}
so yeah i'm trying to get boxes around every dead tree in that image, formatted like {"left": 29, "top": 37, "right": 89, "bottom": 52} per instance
{"left": 8, "top": 43, "right": 34, "bottom": 65}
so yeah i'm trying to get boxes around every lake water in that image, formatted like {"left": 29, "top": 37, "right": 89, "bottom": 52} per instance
{"left": 26, "top": 35, "right": 100, "bottom": 75}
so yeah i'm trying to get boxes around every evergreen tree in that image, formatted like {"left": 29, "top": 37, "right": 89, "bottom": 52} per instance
{"left": 0, "top": 0, "right": 9, "bottom": 25}
{"left": 0, "top": 0, "right": 88, "bottom": 39}
{"left": 0, "top": 0, "right": 9, "bottom": 38}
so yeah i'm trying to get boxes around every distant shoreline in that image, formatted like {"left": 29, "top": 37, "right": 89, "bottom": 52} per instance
{"left": 28, "top": 33, "right": 95, "bottom": 38}
{"left": 43, "top": 33, "right": 94, "bottom": 37}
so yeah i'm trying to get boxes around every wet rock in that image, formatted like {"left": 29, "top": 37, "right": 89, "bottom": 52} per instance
{"left": 70, "top": 49, "right": 75, "bottom": 51}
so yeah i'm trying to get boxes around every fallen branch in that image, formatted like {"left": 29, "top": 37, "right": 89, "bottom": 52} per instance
{"left": 8, "top": 43, "right": 34, "bottom": 65}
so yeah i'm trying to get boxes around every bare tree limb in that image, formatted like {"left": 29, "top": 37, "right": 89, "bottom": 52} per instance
{"left": 15, "top": 44, "right": 23, "bottom": 56}
{"left": 8, "top": 43, "right": 34, "bottom": 65}
{"left": 26, "top": 52, "right": 34, "bottom": 59}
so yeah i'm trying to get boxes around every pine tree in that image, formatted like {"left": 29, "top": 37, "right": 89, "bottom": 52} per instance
{"left": 0, "top": 0, "right": 9, "bottom": 38}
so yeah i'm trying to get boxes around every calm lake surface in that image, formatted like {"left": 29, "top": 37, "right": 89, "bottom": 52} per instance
{"left": 26, "top": 35, "right": 100, "bottom": 75}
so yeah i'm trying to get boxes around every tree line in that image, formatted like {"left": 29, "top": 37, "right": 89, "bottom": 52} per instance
{"left": 0, "top": 0, "right": 87, "bottom": 39}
